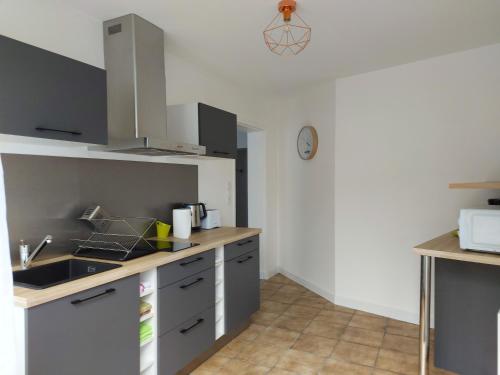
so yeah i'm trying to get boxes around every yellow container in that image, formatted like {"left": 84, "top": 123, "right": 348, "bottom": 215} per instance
{"left": 156, "top": 221, "right": 171, "bottom": 239}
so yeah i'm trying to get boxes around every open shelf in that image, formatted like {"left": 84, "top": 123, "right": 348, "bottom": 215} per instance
{"left": 139, "top": 268, "right": 157, "bottom": 374}
{"left": 449, "top": 182, "right": 500, "bottom": 189}
{"left": 140, "top": 337, "right": 154, "bottom": 348}
{"left": 215, "top": 246, "right": 225, "bottom": 341}
{"left": 140, "top": 360, "right": 154, "bottom": 373}
{"left": 140, "top": 288, "right": 154, "bottom": 298}
{"left": 140, "top": 312, "right": 154, "bottom": 322}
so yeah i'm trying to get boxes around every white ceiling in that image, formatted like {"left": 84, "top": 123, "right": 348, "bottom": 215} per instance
{"left": 65, "top": 0, "right": 500, "bottom": 92}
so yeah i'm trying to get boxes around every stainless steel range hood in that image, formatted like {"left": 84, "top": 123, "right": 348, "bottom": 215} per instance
{"left": 90, "top": 14, "right": 205, "bottom": 156}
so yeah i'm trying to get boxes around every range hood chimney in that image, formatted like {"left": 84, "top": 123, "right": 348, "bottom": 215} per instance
{"left": 91, "top": 14, "right": 205, "bottom": 156}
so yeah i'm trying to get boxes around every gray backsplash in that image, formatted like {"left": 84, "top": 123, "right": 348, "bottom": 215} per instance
{"left": 2, "top": 154, "right": 197, "bottom": 262}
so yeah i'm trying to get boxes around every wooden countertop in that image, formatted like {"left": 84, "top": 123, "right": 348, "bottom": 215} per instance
{"left": 13, "top": 227, "right": 261, "bottom": 308}
{"left": 414, "top": 231, "right": 500, "bottom": 266}
{"left": 449, "top": 181, "right": 500, "bottom": 189}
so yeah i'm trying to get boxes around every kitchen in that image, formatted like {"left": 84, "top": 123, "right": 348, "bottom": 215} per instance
{"left": 2, "top": 1, "right": 500, "bottom": 375}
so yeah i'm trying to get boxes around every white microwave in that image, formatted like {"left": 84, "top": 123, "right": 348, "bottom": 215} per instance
{"left": 459, "top": 208, "right": 500, "bottom": 253}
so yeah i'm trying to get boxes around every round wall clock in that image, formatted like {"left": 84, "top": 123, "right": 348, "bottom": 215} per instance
{"left": 297, "top": 125, "right": 318, "bottom": 160}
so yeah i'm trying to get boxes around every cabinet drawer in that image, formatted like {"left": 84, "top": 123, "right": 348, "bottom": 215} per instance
{"left": 159, "top": 307, "right": 215, "bottom": 375}
{"left": 225, "top": 249, "right": 260, "bottom": 333}
{"left": 159, "top": 267, "right": 215, "bottom": 335}
{"left": 224, "top": 235, "right": 259, "bottom": 261}
{"left": 26, "top": 275, "right": 139, "bottom": 375}
{"left": 158, "top": 249, "right": 215, "bottom": 288}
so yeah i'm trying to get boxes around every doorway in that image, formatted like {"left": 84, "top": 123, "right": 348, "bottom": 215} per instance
{"left": 236, "top": 127, "right": 248, "bottom": 227}
{"left": 236, "top": 123, "right": 269, "bottom": 278}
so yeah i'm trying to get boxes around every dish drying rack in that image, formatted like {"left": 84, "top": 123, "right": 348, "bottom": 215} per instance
{"left": 73, "top": 207, "right": 157, "bottom": 260}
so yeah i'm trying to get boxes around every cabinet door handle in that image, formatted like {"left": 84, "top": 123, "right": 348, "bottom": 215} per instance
{"left": 180, "top": 257, "right": 203, "bottom": 266}
{"left": 180, "top": 277, "right": 204, "bottom": 289}
{"left": 35, "top": 126, "right": 82, "bottom": 136}
{"left": 237, "top": 240, "right": 253, "bottom": 247}
{"left": 71, "top": 288, "right": 116, "bottom": 305}
{"left": 213, "top": 150, "right": 230, "bottom": 155}
{"left": 180, "top": 318, "right": 204, "bottom": 334}
{"left": 237, "top": 255, "right": 253, "bottom": 264}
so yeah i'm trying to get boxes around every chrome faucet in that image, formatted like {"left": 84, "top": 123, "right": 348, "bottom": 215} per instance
{"left": 19, "top": 235, "right": 53, "bottom": 270}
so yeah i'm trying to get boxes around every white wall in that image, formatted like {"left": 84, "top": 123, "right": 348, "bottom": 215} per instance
{"left": 165, "top": 49, "right": 282, "bottom": 277}
{"left": 335, "top": 44, "right": 500, "bottom": 323}
{"left": 0, "top": 0, "right": 104, "bottom": 68}
{"left": 0, "top": 0, "right": 282, "bottom": 276}
{"left": 277, "top": 82, "right": 336, "bottom": 299}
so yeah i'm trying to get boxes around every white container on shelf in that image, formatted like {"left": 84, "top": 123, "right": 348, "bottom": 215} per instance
{"left": 173, "top": 208, "right": 192, "bottom": 239}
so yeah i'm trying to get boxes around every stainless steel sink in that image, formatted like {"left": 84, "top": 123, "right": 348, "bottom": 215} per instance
{"left": 13, "top": 259, "right": 121, "bottom": 289}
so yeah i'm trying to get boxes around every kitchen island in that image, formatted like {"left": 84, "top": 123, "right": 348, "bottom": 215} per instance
{"left": 13, "top": 227, "right": 261, "bottom": 375}
{"left": 414, "top": 231, "right": 500, "bottom": 375}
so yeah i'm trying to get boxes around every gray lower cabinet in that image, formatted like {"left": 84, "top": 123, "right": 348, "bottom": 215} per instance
{"left": 157, "top": 249, "right": 216, "bottom": 375}
{"left": 157, "top": 250, "right": 215, "bottom": 288}
{"left": 0, "top": 34, "right": 107, "bottom": 144}
{"left": 158, "top": 267, "right": 215, "bottom": 335}
{"left": 25, "top": 275, "right": 139, "bottom": 375}
{"left": 224, "top": 235, "right": 260, "bottom": 261}
{"left": 159, "top": 307, "right": 215, "bottom": 375}
{"left": 435, "top": 259, "right": 500, "bottom": 375}
{"left": 225, "top": 248, "right": 260, "bottom": 333}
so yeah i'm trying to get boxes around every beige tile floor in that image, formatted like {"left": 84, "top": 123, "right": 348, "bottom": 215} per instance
{"left": 191, "top": 273, "right": 456, "bottom": 375}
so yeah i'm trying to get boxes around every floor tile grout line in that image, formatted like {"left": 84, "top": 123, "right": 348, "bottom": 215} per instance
{"left": 235, "top": 275, "right": 432, "bottom": 375}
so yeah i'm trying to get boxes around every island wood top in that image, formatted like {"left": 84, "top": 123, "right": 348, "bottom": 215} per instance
{"left": 13, "top": 227, "right": 261, "bottom": 308}
{"left": 414, "top": 231, "right": 500, "bottom": 266}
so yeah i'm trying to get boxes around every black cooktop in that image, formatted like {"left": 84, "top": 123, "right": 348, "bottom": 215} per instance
{"left": 148, "top": 240, "right": 199, "bottom": 253}
{"left": 73, "top": 240, "right": 199, "bottom": 261}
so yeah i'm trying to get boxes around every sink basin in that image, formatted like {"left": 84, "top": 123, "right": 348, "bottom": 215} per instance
{"left": 13, "top": 259, "right": 121, "bottom": 289}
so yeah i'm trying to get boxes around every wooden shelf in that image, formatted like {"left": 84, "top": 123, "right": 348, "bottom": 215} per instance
{"left": 140, "top": 360, "right": 154, "bottom": 373}
{"left": 140, "top": 337, "right": 154, "bottom": 348}
{"left": 449, "top": 182, "right": 500, "bottom": 189}
{"left": 140, "top": 288, "right": 154, "bottom": 298}
{"left": 140, "top": 312, "right": 154, "bottom": 322}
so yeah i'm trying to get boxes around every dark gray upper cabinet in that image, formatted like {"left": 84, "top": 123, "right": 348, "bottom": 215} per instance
{"left": 25, "top": 275, "right": 139, "bottom": 375}
{"left": 0, "top": 35, "right": 107, "bottom": 144}
{"left": 225, "top": 241, "right": 260, "bottom": 333}
{"left": 198, "top": 103, "right": 237, "bottom": 159}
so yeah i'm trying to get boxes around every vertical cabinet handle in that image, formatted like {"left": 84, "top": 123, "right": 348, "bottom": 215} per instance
{"left": 237, "top": 255, "right": 253, "bottom": 264}
{"left": 180, "top": 257, "right": 203, "bottom": 266}
{"left": 180, "top": 318, "right": 204, "bottom": 334}
{"left": 36, "top": 127, "right": 82, "bottom": 136}
{"left": 179, "top": 277, "right": 204, "bottom": 289}
{"left": 71, "top": 288, "right": 116, "bottom": 305}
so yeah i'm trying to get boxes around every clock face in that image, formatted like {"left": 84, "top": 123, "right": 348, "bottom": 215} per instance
{"left": 297, "top": 126, "right": 318, "bottom": 160}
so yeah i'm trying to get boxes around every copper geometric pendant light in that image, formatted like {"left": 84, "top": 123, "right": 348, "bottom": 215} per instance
{"left": 263, "top": 0, "right": 311, "bottom": 56}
